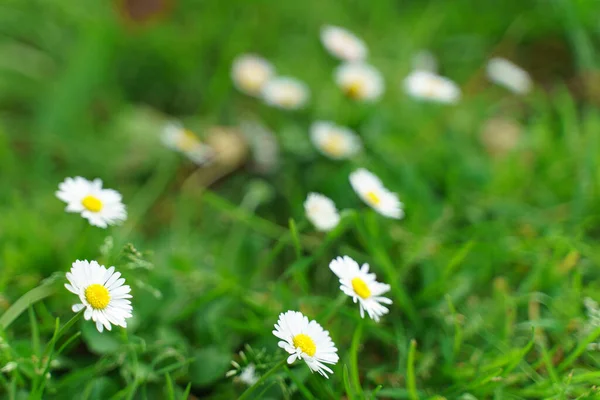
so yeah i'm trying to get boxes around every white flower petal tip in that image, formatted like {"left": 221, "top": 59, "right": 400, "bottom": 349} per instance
{"left": 273, "top": 311, "right": 339, "bottom": 378}
{"left": 403, "top": 71, "right": 461, "bottom": 104}
{"left": 56, "top": 177, "right": 127, "bottom": 228}
{"left": 161, "top": 122, "right": 215, "bottom": 165}
{"left": 329, "top": 255, "right": 392, "bottom": 322}
{"left": 231, "top": 54, "right": 275, "bottom": 97}
{"left": 261, "top": 77, "right": 310, "bottom": 110}
{"left": 486, "top": 57, "right": 532, "bottom": 95}
{"left": 310, "top": 121, "right": 362, "bottom": 160}
{"left": 349, "top": 168, "right": 404, "bottom": 219}
{"left": 304, "top": 193, "right": 341, "bottom": 232}
{"left": 320, "top": 25, "right": 367, "bottom": 62}
{"left": 335, "top": 63, "right": 384, "bottom": 102}
{"left": 65, "top": 260, "right": 133, "bottom": 333}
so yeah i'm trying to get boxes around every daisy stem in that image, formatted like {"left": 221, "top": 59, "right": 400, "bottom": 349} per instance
{"left": 238, "top": 358, "right": 286, "bottom": 400}
{"left": 349, "top": 320, "right": 364, "bottom": 396}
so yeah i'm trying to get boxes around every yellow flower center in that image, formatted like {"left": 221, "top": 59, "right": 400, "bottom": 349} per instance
{"left": 292, "top": 333, "right": 316, "bottom": 357}
{"left": 177, "top": 129, "right": 200, "bottom": 152}
{"left": 351, "top": 277, "right": 371, "bottom": 299}
{"left": 84, "top": 284, "right": 111, "bottom": 310}
{"left": 345, "top": 81, "right": 365, "bottom": 99}
{"left": 365, "top": 191, "right": 381, "bottom": 206}
{"left": 322, "top": 133, "right": 345, "bottom": 157}
{"left": 424, "top": 79, "right": 444, "bottom": 98}
{"left": 81, "top": 195, "right": 103, "bottom": 212}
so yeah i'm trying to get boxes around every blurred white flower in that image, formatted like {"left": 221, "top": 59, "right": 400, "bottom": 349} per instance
{"left": 335, "top": 62, "right": 384, "bottom": 101}
{"left": 56, "top": 177, "right": 127, "bottom": 228}
{"left": 162, "top": 122, "right": 215, "bottom": 165}
{"left": 403, "top": 70, "right": 460, "bottom": 104}
{"left": 238, "top": 363, "right": 259, "bottom": 385}
{"left": 320, "top": 25, "right": 367, "bottom": 62}
{"left": 349, "top": 168, "right": 403, "bottom": 219}
{"left": 310, "top": 121, "right": 362, "bottom": 160}
{"left": 272, "top": 310, "right": 339, "bottom": 378}
{"left": 329, "top": 255, "right": 392, "bottom": 322}
{"left": 304, "top": 193, "right": 340, "bottom": 232}
{"left": 65, "top": 260, "right": 133, "bottom": 333}
{"left": 261, "top": 77, "right": 309, "bottom": 110}
{"left": 1, "top": 362, "right": 17, "bottom": 373}
{"left": 231, "top": 54, "right": 275, "bottom": 96}
{"left": 486, "top": 57, "right": 532, "bottom": 95}
{"left": 411, "top": 50, "right": 438, "bottom": 73}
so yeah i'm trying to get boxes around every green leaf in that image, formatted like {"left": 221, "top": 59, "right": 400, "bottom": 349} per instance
{"left": 189, "top": 347, "right": 230, "bottom": 387}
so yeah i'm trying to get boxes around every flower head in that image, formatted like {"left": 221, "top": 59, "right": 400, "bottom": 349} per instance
{"left": 261, "top": 77, "right": 309, "bottom": 110}
{"left": 335, "top": 62, "right": 384, "bottom": 101}
{"left": 65, "top": 260, "right": 133, "bottom": 333}
{"left": 320, "top": 25, "right": 367, "bottom": 62}
{"left": 304, "top": 193, "right": 340, "bottom": 232}
{"left": 238, "top": 363, "right": 259, "bottom": 386}
{"left": 403, "top": 71, "right": 460, "bottom": 104}
{"left": 161, "top": 122, "right": 215, "bottom": 165}
{"left": 486, "top": 57, "right": 532, "bottom": 95}
{"left": 56, "top": 177, "right": 127, "bottom": 228}
{"left": 231, "top": 54, "right": 275, "bottom": 96}
{"left": 349, "top": 168, "right": 403, "bottom": 219}
{"left": 273, "top": 311, "right": 339, "bottom": 378}
{"left": 310, "top": 121, "right": 362, "bottom": 160}
{"left": 329, "top": 256, "right": 392, "bottom": 322}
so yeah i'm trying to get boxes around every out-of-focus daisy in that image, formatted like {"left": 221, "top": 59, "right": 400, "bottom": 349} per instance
{"left": 238, "top": 363, "right": 259, "bottom": 385}
{"left": 261, "top": 77, "right": 309, "bottom": 110}
{"left": 231, "top": 54, "right": 275, "bottom": 97}
{"left": 411, "top": 49, "right": 438, "bottom": 73}
{"left": 65, "top": 260, "right": 133, "bottom": 333}
{"left": 335, "top": 63, "right": 384, "bottom": 101}
{"left": 349, "top": 168, "right": 403, "bottom": 219}
{"left": 304, "top": 193, "right": 340, "bottom": 232}
{"left": 403, "top": 71, "right": 460, "bottom": 104}
{"left": 329, "top": 255, "right": 392, "bottom": 322}
{"left": 56, "top": 177, "right": 127, "bottom": 228}
{"left": 320, "top": 25, "right": 367, "bottom": 62}
{"left": 310, "top": 121, "right": 362, "bottom": 160}
{"left": 486, "top": 57, "right": 532, "bottom": 95}
{"left": 161, "top": 122, "right": 214, "bottom": 165}
{"left": 273, "top": 311, "right": 339, "bottom": 378}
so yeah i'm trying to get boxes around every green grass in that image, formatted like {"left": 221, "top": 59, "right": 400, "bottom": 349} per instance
{"left": 2, "top": 0, "right": 600, "bottom": 398}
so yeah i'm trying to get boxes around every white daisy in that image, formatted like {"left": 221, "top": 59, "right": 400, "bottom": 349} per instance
{"left": 349, "top": 168, "right": 403, "bottom": 219}
{"left": 231, "top": 54, "right": 275, "bottom": 97}
{"left": 320, "top": 25, "right": 367, "bottom": 62}
{"left": 56, "top": 177, "right": 127, "bottom": 228}
{"left": 161, "top": 122, "right": 214, "bottom": 165}
{"left": 329, "top": 255, "right": 392, "bottom": 322}
{"left": 238, "top": 363, "right": 259, "bottom": 386}
{"left": 310, "top": 121, "right": 362, "bottom": 160}
{"left": 335, "top": 62, "right": 384, "bottom": 101}
{"left": 272, "top": 311, "right": 339, "bottom": 378}
{"left": 486, "top": 57, "right": 532, "bottom": 95}
{"left": 403, "top": 70, "right": 460, "bottom": 104}
{"left": 304, "top": 193, "right": 340, "bottom": 232}
{"left": 65, "top": 260, "right": 133, "bottom": 333}
{"left": 261, "top": 77, "right": 309, "bottom": 110}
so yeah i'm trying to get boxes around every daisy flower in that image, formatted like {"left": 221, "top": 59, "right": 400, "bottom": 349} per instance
{"left": 273, "top": 311, "right": 339, "bottom": 378}
{"left": 304, "top": 193, "right": 341, "bottom": 232}
{"left": 56, "top": 177, "right": 127, "bottom": 228}
{"left": 231, "top": 54, "right": 275, "bottom": 97}
{"left": 320, "top": 25, "right": 367, "bottom": 62}
{"left": 261, "top": 77, "right": 309, "bottom": 110}
{"left": 161, "top": 122, "right": 215, "bottom": 165}
{"left": 238, "top": 363, "right": 259, "bottom": 386}
{"left": 335, "top": 62, "right": 384, "bottom": 101}
{"left": 486, "top": 57, "right": 532, "bottom": 95}
{"left": 329, "top": 255, "right": 392, "bottom": 322}
{"left": 403, "top": 70, "right": 460, "bottom": 104}
{"left": 349, "top": 168, "right": 403, "bottom": 219}
{"left": 65, "top": 260, "right": 133, "bottom": 333}
{"left": 310, "top": 121, "right": 362, "bottom": 160}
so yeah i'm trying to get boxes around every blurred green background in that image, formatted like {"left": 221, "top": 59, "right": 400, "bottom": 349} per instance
{"left": 3, "top": 0, "right": 600, "bottom": 398}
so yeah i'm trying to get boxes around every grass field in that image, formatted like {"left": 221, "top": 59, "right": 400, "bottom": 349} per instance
{"left": 2, "top": 0, "right": 600, "bottom": 399}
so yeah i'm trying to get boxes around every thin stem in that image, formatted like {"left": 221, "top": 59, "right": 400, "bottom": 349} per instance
{"left": 238, "top": 358, "right": 286, "bottom": 400}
